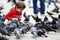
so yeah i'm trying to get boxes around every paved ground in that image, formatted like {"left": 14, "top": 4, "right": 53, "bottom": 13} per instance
{"left": 0, "top": 0, "right": 60, "bottom": 40}
{"left": 1, "top": 32, "right": 60, "bottom": 40}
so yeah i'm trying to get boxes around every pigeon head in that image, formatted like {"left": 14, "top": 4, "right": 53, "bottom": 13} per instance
{"left": 44, "top": 16, "right": 48, "bottom": 22}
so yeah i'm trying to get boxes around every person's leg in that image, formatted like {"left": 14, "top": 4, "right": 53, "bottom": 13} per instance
{"left": 40, "top": 0, "right": 45, "bottom": 14}
{"left": 21, "top": 0, "right": 25, "bottom": 1}
{"left": 52, "top": 0, "right": 60, "bottom": 13}
{"left": 53, "top": 0, "right": 58, "bottom": 7}
{"left": 47, "top": 0, "right": 51, "bottom": 8}
{"left": 12, "top": 0, "right": 16, "bottom": 4}
{"left": 7, "top": 0, "right": 11, "bottom": 2}
{"left": 28, "top": 0, "right": 31, "bottom": 8}
{"left": 33, "top": 0, "right": 38, "bottom": 15}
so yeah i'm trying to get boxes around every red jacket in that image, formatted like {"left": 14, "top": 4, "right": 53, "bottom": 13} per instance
{"left": 5, "top": 8, "right": 22, "bottom": 21}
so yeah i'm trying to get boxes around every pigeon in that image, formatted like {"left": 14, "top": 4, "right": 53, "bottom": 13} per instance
{"left": 23, "top": 12, "right": 30, "bottom": 22}
{"left": 52, "top": 6, "right": 60, "bottom": 13}
{"left": 47, "top": 11, "right": 53, "bottom": 15}
{"left": 31, "top": 15, "right": 41, "bottom": 22}
{"left": 43, "top": 16, "right": 48, "bottom": 22}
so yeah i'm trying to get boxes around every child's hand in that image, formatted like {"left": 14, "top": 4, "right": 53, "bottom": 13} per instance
{"left": 12, "top": 18, "right": 18, "bottom": 21}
